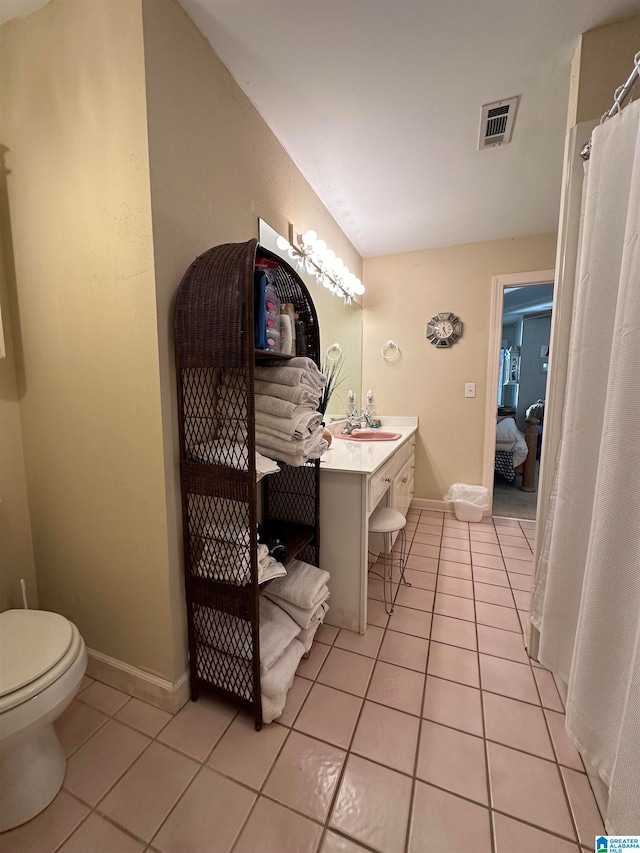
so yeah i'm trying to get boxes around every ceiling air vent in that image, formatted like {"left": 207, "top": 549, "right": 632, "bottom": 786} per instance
{"left": 478, "top": 96, "right": 520, "bottom": 150}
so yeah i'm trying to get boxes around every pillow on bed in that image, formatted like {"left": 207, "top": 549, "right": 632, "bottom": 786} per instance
{"left": 496, "top": 417, "right": 521, "bottom": 444}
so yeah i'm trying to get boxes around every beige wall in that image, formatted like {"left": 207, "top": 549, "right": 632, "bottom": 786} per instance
{"left": 140, "top": 0, "right": 363, "bottom": 675}
{"left": 0, "top": 158, "right": 38, "bottom": 612}
{"left": 0, "top": 0, "right": 177, "bottom": 677}
{"left": 570, "top": 13, "right": 640, "bottom": 127}
{"left": 363, "top": 233, "right": 557, "bottom": 503}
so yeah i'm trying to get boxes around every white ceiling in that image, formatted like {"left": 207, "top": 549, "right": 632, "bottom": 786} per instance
{"left": 178, "top": 0, "right": 639, "bottom": 257}
{"left": 2, "top": 0, "right": 638, "bottom": 257}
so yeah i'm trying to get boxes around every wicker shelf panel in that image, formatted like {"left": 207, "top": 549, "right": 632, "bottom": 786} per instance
{"left": 175, "top": 239, "right": 320, "bottom": 730}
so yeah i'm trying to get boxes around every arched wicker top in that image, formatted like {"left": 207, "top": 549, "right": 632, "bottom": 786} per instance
{"left": 175, "top": 238, "right": 320, "bottom": 370}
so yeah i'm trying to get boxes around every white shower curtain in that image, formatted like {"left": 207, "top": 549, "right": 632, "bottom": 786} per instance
{"left": 531, "top": 98, "right": 640, "bottom": 833}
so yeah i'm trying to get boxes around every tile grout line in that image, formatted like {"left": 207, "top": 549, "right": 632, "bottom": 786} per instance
{"left": 475, "top": 516, "right": 497, "bottom": 853}
{"left": 45, "top": 510, "right": 597, "bottom": 853}
{"left": 403, "top": 509, "right": 442, "bottom": 853}
{"left": 496, "top": 516, "right": 583, "bottom": 849}
{"left": 314, "top": 552, "right": 399, "bottom": 853}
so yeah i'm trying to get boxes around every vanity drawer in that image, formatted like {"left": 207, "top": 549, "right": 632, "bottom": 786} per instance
{"left": 368, "top": 456, "right": 396, "bottom": 513}
{"left": 399, "top": 436, "right": 416, "bottom": 467}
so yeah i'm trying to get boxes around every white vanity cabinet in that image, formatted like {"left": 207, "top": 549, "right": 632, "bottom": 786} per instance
{"left": 319, "top": 421, "right": 417, "bottom": 632}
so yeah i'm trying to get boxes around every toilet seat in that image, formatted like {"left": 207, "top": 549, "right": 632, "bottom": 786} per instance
{"left": 0, "top": 611, "right": 82, "bottom": 714}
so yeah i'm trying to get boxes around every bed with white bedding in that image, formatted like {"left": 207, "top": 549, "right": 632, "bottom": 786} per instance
{"left": 495, "top": 415, "right": 529, "bottom": 484}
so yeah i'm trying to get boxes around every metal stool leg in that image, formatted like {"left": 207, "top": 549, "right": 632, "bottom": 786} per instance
{"left": 384, "top": 531, "right": 394, "bottom": 615}
{"left": 397, "top": 528, "right": 411, "bottom": 588}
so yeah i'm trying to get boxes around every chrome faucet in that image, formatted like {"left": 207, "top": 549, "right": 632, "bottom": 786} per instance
{"left": 361, "top": 409, "right": 375, "bottom": 428}
{"left": 342, "top": 409, "right": 362, "bottom": 434}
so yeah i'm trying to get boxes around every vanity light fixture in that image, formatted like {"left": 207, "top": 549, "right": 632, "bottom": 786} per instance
{"left": 275, "top": 226, "right": 365, "bottom": 304}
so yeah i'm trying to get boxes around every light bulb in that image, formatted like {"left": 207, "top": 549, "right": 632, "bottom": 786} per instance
{"left": 302, "top": 229, "right": 317, "bottom": 248}
{"left": 324, "top": 248, "right": 336, "bottom": 266}
{"left": 333, "top": 257, "right": 345, "bottom": 276}
{"left": 276, "top": 235, "right": 290, "bottom": 252}
{"left": 314, "top": 239, "right": 327, "bottom": 260}
{"left": 353, "top": 280, "right": 366, "bottom": 295}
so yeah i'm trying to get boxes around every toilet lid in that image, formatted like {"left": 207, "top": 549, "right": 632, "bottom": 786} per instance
{"left": 0, "top": 610, "right": 74, "bottom": 697}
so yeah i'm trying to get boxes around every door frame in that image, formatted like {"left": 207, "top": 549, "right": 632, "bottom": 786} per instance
{"left": 482, "top": 269, "right": 556, "bottom": 514}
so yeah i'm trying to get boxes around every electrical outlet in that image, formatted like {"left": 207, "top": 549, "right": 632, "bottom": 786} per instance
{"left": 465, "top": 383, "right": 476, "bottom": 398}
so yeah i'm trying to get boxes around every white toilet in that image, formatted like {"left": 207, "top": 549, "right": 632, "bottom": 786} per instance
{"left": 0, "top": 609, "right": 87, "bottom": 832}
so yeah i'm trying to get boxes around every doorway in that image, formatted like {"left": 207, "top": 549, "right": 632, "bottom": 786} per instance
{"left": 482, "top": 270, "right": 555, "bottom": 520}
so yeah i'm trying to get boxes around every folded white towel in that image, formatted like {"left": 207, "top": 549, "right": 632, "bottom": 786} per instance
{"left": 298, "top": 615, "right": 327, "bottom": 654}
{"left": 193, "top": 606, "right": 252, "bottom": 661}
{"left": 260, "top": 597, "right": 301, "bottom": 671}
{"left": 255, "top": 393, "right": 320, "bottom": 419}
{"left": 195, "top": 650, "right": 251, "bottom": 701}
{"left": 255, "top": 424, "right": 324, "bottom": 458}
{"left": 190, "top": 441, "right": 280, "bottom": 481}
{"left": 261, "top": 638, "right": 305, "bottom": 695}
{"left": 258, "top": 555, "right": 287, "bottom": 584}
{"left": 258, "top": 438, "right": 327, "bottom": 467}
{"left": 192, "top": 596, "right": 299, "bottom": 670}
{"left": 288, "top": 357, "right": 327, "bottom": 389}
{"left": 261, "top": 692, "right": 286, "bottom": 724}
{"left": 254, "top": 365, "right": 323, "bottom": 392}
{"left": 255, "top": 408, "right": 322, "bottom": 440}
{"left": 265, "top": 559, "right": 330, "bottom": 609}
{"left": 255, "top": 380, "right": 318, "bottom": 406}
{"left": 265, "top": 590, "right": 329, "bottom": 630}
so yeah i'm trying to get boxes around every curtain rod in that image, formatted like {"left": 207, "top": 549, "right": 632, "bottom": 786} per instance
{"left": 581, "top": 51, "right": 640, "bottom": 160}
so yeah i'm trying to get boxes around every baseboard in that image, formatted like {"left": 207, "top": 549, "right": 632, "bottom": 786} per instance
{"left": 410, "top": 498, "right": 454, "bottom": 513}
{"left": 410, "top": 498, "right": 491, "bottom": 518}
{"left": 86, "top": 649, "right": 190, "bottom": 715}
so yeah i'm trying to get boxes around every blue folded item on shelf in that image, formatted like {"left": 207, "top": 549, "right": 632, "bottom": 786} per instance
{"left": 254, "top": 270, "right": 268, "bottom": 350}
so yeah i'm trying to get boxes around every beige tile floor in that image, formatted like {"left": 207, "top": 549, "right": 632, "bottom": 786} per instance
{"left": 0, "top": 511, "right": 605, "bottom": 853}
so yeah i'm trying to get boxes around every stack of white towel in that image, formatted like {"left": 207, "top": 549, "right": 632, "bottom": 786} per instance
{"left": 194, "top": 556, "right": 330, "bottom": 724}
{"left": 263, "top": 559, "right": 331, "bottom": 653}
{"left": 259, "top": 559, "right": 331, "bottom": 723}
{"left": 254, "top": 357, "right": 329, "bottom": 466}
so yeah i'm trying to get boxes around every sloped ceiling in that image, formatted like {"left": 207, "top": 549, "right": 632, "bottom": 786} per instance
{"left": 178, "top": 0, "right": 639, "bottom": 256}
{"left": 2, "top": 0, "right": 638, "bottom": 256}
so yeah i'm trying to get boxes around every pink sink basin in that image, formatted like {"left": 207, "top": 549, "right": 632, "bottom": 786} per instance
{"left": 334, "top": 430, "right": 402, "bottom": 441}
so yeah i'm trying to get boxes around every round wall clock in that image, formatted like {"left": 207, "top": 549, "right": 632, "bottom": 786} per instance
{"left": 426, "top": 312, "right": 463, "bottom": 348}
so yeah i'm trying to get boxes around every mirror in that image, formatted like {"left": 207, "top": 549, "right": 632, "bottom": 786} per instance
{"left": 259, "top": 219, "right": 363, "bottom": 420}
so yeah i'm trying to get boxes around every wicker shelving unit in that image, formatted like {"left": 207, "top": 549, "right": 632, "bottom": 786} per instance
{"left": 174, "top": 238, "right": 320, "bottom": 730}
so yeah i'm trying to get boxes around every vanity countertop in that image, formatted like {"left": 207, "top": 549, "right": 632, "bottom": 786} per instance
{"left": 319, "top": 417, "right": 418, "bottom": 475}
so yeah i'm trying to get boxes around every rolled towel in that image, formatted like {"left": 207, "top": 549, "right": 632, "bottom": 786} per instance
{"left": 265, "top": 559, "right": 330, "bottom": 609}
{"left": 255, "top": 380, "right": 318, "bottom": 406}
{"left": 260, "top": 597, "right": 301, "bottom": 671}
{"left": 255, "top": 424, "right": 324, "bottom": 462}
{"left": 190, "top": 441, "right": 280, "bottom": 481}
{"left": 254, "top": 365, "right": 321, "bottom": 391}
{"left": 255, "top": 408, "right": 322, "bottom": 440}
{"left": 195, "top": 541, "right": 269, "bottom": 585}
{"left": 258, "top": 438, "right": 327, "bottom": 468}
{"left": 265, "top": 589, "right": 329, "bottom": 630}
{"left": 260, "top": 638, "right": 305, "bottom": 695}
{"left": 288, "top": 357, "right": 327, "bottom": 389}
{"left": 255, "top": 393, "right": 320, "bottom": 419}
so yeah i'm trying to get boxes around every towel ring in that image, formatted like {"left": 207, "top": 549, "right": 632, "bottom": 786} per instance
{"left": 381, "top": 340, "right": 400, "bottom": 361}
{"left": 326, "top": 342, "right": 342, "bottom": 362}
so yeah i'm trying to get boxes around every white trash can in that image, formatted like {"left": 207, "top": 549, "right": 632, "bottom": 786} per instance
{"left": 443, "top": 484, "right": 490, "bottom": 523}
